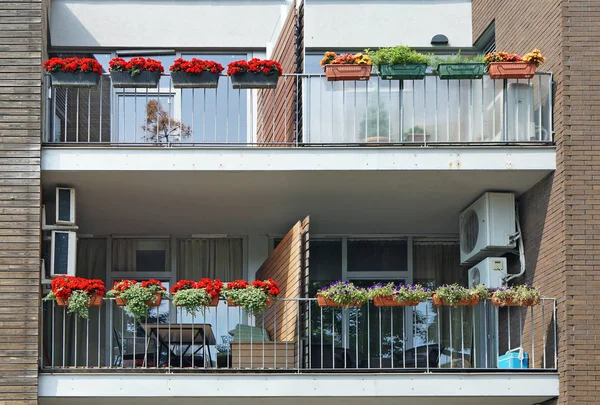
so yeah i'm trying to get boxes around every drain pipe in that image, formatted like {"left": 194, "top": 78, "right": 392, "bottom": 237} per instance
{"left": 506, "top": 203, "right": 525, "bottom": 283}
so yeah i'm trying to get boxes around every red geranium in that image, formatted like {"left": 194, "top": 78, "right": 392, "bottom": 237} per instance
{"left": 109, "top": 57, "right": 164, "bottom": 74}
{"left": 170, "top": 58, "right": 224, "bottom": 74}
{"left": 111, "top": 279, "right": 137, "bottom": 294}
{"left": 227, "top": 58, "right": 282, "bottom": 76}
{"left": 141, "top": 279, "right": 166, "bottom": 291}
{"left": 51, "top": 275, "right": 106, "bottom": 299}
{"left": 225, "top": 279, "right": 249, "bottom": 290}
{"left": 196, "top": 278, "right": 223, "bottom": 297}
{"left": 252, "top": 278, "right": 280, "bottom": 296}
{"left": 43, "top": 57, "right": 103, "bottom": 75}
{"left": 171, "top": 280, "right": 196, "bottom": 294}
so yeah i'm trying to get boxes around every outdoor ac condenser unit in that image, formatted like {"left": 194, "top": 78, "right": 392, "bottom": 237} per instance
{"left": 56, "top": 187, "right": 76, "bottom": 225}
{"left": 459, "top": 192, "right": 516, "bottom": 265}
{"left": 50, "top": 230, "right": 76, "bottom": 277}
{"left": 468, "top": 257, "right": 507, "bottom": 289}
{"left": 506, "top": 83, "right": 535, "bottom": 141}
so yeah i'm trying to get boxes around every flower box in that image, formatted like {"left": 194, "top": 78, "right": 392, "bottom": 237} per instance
{"left": 110, "top": 70, "right": 161, "bottom": 88}
{"left": 373, "top": 296, "right": 420, "bottom": 307}
{"left": 56, "top": 293, "right": 103, "bottom": 307}
{"left": 230, "top": 72, "right": 279, "bottom": 89}
{"left": 145, "top": 292, "right": 163, "bottom": 307}
{"left": 317, "top": 295, "right": 362, "bottom": 307}
{"left": 379, "top": 63, "right": 427, "bottom": 80}
{"left": 488, "top": 62, "right": 537, "bottom": 80}
{"left": 115, "top": 296, "right": 126, "bottom": 307}
{"left": 50, "top": 71, "right": 100, "bottom": 88}
{"left": 324, "top": 64, "right": 372, "bottom": 82}
{"left": 437, "top": 63, "right": 485, "bottom": 80}
{"left": 432, "top": 293, "right": 478, "bottom": 307}
{"left": 491, "top": 294, "right": 539, "bottom": 307}
{"left": 170, "top": 71, "right": 220, "bottom": 89}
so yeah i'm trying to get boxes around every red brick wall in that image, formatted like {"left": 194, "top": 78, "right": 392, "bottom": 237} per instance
{"left": 474, "top": 0, "right": 600, "bottom": 403}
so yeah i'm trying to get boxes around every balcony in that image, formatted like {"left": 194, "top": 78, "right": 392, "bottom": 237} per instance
{"left": 43, "top": 72, "right": 553, "bottom": 146}
{"left": 41, "top": 297, "right": 557, "bottom": 372}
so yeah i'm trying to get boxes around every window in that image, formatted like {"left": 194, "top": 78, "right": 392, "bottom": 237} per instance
{"left": 347, "top": 239, "right": 407, "bottom": 273}
{"left": 112, "top": 238, "right": 170, "bottom": 272}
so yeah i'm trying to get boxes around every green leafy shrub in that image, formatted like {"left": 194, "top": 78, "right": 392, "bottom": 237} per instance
{"left": 366, "top": 46, "right": 431, "bottom": 68}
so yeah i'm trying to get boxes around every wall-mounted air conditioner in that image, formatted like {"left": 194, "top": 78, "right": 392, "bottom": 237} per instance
{"left": 468, "top": 257, "right": 507, "bottom": 289}
{"left": 56, "top": 187, "right": 76, "bottom": 225}
{"left": 50, "top": 230, "right": 76, "bottom": 277}
{"left": 459, "top": 192, "right": 516, "bottom": 265}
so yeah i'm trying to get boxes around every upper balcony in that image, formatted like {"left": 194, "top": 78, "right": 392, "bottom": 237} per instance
{"left": 43, "top": 72, "right": 553, "bottom": 147}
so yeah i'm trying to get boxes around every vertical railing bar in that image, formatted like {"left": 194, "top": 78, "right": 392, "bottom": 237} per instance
{"left": 469, "top": 79, "right": 473, "bottom": 142}
{"left": 425, "top": 303, "right": 429, "bottom": 372}
{"left": 376, "top": 78, "right": 380, "bottom": 142}
{"left": 308, "top": 299, "right": 312, "bottom": 369}
{"left": 297, "top": 301, "right": 301, "bottom": 372}
{"left": 411, "top": 80, "right": 415, "bottom": 142}
{"left": 423, "top": 77, "right": 427, "bottom": 146}
{"left": 40, "top": 299, "right": 44, "bottom": 369}
{"left": 51, "top": 301, "right": 55, "bottom": 368}
{"left": 331, "top": 308, "right": 335, "bottom": 369}
{"left": 191, "top": 89, "right": 195, "bottom": 142}
{"left": 379, "top": 306, "right": 382, "bottom": 369}
{"left": 553, "top": 299, "right": 557, "bottom": 369}
{"left": 156, "top": 302, "right": 160, "bottom": 369}
{"left": 203, "top": 89, "right": 206, "bottom": 143}
{"left": 437, "top": 305, "right": 441, "bottom": 369}
{"left": 64, "top": 88, "right": 68, "bottom": 142}
{"left": 87, "top": 90, "right": 91, "bottom": 142}
{"left": 203, "top": 308, "right": 207, "bottom": 369}
{"left": 492, "top": 80, "right": 496, "bottom": 139}
{"left": 318, "top": 77, "right": 322, "bottom": 144}
{"left": 484, "top": 300, "right": 488, "bottom": 368}
{"left": 132, "top": 318, "right": 136, "bottom": 370}
{"left": 527, "top": 78, "right": 531, "bottom": 141}
{"left": 413, "top": 308, "right": 416, "bottom": 369}
{"left": 214, "top": 86, "right": 218, "bottom": 143}
{"left": 388, "top": 80, "right": 392, "bottom": 141}
{"left": 355, "top": 305, "right": 359, "bottom": 369}
{"left": 391, "top": 306, "right": 394, "bottom": 369}
{"left": 74, "top": 316, "right": 78, "bottom": 367}
{"left": 481, "top": 77, "right": 484, "bottom": 141}
{"left": 75, "top": 88, "right": 80, "bottom": 142}
{"left": 402, "top": 306, "right": 406, "bottom": 369}
{"left": 457, "top": 81, "right": 461, "bottom": 142}
{"left": 472, "top": 302, "right": 476, "bottom": 369}
{"left": 120, "top": 308, "right": 124, "bottom": 368}
{"left": 62, "top": 306, "right": 66, "bottom": 367}
{"left": 367, "top": 301, "right": 371, "bottom": 369}
{"left": 99, "top": 76, "right": 103, "bottom": 142}
{"left": 515, "top": 79, "right": 520, "bottom": 141}
{"left": 134, "top": 88, "right": 138, "bottom": 143}
{"left": 180, "top": 308, "right": 183, "bottom": 368}
{"left": 52, "top": 86, "right": 57, "bottom": 142}
{"left": 542, "top": 301, "right": 546, "bottom": 369}
{"left": 273, "top": 303, "right": 277, "bottom": 370}
{"left": 238, "top": 89, "right": 242, "bottom": 143}
{"left": 530, "top": 306, "right": 535, "bottom": 368}
{"left": 272, "top": 86, "right": 278, "bottom": 144}
{"left": 508, "top": 307, "right": 511, "bottom": 350}
{"left": 86, "top": 314, "right": 90, "bottom": 367}
{"left": 365, "top": 81, "right": 368, "bottom": 144}
{"left": 331, "top": 81, "right": 335, "bottom": 143}
{"left": 399, "top": 80, "right": 403, "bottom": 142}
{"left": 342, "top": 81, "right": 345, "bottom": 144}
{"left": 108, "top": 300, "right": 113, "bottom": 368}
{"left": 495, "top": 306, "right": 500, "bottom": 369}
{"left": 434, "top": 78, "right": 438, "bottom": 142}
{"left": 519, "top": 306, "right": 523, "bottom": 349}
{"left": 226, "top": 84, "right": 230, "bottom": 143}
{"left": 320, "top": 306, "right": 323, "bottom": 369}
{"left": 460, "top": 306, "right": 464, "bottom": 369}
{"left": 167, "top": 302, "right": 171, "bottom": 370}
{"left": 446, "top": 81, "right": 450, "bottom": 141}
{"left": 538, "top": 74, "right": 543, "bottom": 141}
{"left": 191, "top": 313, "right": 195, "bottom": 369}
{"left": 449, "top": 308, "right": 453, "bottom": 369}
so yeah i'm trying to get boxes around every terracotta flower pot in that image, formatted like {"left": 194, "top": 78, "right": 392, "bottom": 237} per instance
{"left": 373, "top": 295, "right": 420, "bottom": 307}
{"left": 208, "top": 295, "right": 220, "bottom": 307}
{"left": 227, "top": 298, "right": 240, "bottom": 307}
{"left": 55, "top": 296, "right": 69, "bottom": 307}
{"left": 145, "top": 292, "right": 162, "bottom": 307}
{"left": 317, "top": 295, "right": 362, "bottom": 307}
{"left": 115, "top": 296, "right": 126, "bottom": 306}
{"left": 491, "top": 294, "right": 539, "bottom": 307}
{"left": 488, "top": 62, "right": 537, "bottom": 80}
{"left": 432, "top": 293, "right": 478, "bottom": 307}
{"left": 324, "top": 64, "right": 372, "bottom": 82}
{"left": 88, "top": 293, "right": 103, "bottom": 307}
{"left": 266, "top": 295, "right": 274, "bottom": 307}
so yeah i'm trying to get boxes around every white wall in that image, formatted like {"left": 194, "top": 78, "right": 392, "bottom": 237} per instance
{"left": 50, "top": 0, "right": 288, "bottom": 48}
{"left": 304, "top": 0, "right": 473, "bottom": 49}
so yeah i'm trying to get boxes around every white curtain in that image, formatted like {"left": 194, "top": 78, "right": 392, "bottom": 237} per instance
{"left": 178, "top": 239, "right": 243, "bottom": 281}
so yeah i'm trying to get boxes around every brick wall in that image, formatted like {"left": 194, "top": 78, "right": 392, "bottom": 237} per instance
{"left": 473, "top": 0, "right": 600, "bottom": 403}
{"left": 0, "top": 0, "right": 45, "bottom": 403}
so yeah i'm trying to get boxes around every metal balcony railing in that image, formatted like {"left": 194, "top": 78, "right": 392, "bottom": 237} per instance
{"left": 40, "top": 297, "right": 557, "bottom": 372}
{"left": 43, "top": 72, "right": 553, "bottom": 146}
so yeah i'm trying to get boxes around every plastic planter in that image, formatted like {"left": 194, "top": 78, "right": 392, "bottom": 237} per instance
{"left": 488, "top": 62, "right": 537, "bottom": 80}
{"left": 324, "top": 64, "right": 372, "bottom": 82}
{"left": 437, "top": 63, "right": 485, "bottom": 80}
{"left": 379, "top": 63, "right": 427, "bottom": 80}
{"left": 110, "top": 70, "right": 161, "bottom": 88}
{"left": 229, "top": 72, "right": 279, "bottom": 89}
{"left": 170, "top": 71, "right": 220, "bottom": 89}
{"left": 49, "top": 71, "right": 100, "bottom": 88}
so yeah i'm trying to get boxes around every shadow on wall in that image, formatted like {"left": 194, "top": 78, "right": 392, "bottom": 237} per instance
{"left": 50, "top": 1, "right": 100, "bottom": 47}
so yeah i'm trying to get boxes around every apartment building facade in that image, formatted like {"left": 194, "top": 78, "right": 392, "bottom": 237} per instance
{"left": 2, "top": 0, "right": 597, "bottom": 404}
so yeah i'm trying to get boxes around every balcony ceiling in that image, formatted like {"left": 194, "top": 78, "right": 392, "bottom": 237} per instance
{"left": 42, "top": 150, "right": 554, "bottom": 235}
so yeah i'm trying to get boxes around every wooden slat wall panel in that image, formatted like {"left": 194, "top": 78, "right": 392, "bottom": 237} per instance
{"left": 256, "top": 5, "right": 297, "bottom": 145}
{"left": 256, "top": 217, "right": 309, "bottom": 342}
{"left": 0, "top": 0, "right": 45, "bottom": 403}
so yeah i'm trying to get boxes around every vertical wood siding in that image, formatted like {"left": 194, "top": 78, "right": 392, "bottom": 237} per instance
{"left": 0, "top": 0, "right": 44, "bottom": 403}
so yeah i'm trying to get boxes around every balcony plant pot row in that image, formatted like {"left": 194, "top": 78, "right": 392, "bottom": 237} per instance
{"left": 56, "top": 292, "right": 103, "bottom": 307}
{"left": 44, "top": 57, "right": 103, "bottom": 88}
{"left": 222, "top": 279, "right": 280, "bottom": 315}
{"left": 43, "top": 276, "right": 107, "bottom": 319}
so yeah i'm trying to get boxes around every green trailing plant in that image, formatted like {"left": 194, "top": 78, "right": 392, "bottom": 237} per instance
{"left": 472, "top": 284, "right": 491, "bottom": 301}
{"left": 318, "top": 281, "right": 369, "bottom": 306}
{"left": 433, "top": 284, "right": 473, "bottom": 306}
{"left": 42, "top": 276, "right": 106, "bottom": 319}
{"left": 224, "top": 285, "right": 270, "bottom": 315}
{"left": 171, "top": 280, "right": 214, "bottom": 316}
{"left": 368, "top": 282, "right": 430, "bottom": 303}
{"left": 107, "top": 279, "right": 168, "bottom": 321}
{"left": 491, "top": 284, "right": 541, "bottom": 306}
{"left": 365, "top": 46, "right": 432, "bottom": 69}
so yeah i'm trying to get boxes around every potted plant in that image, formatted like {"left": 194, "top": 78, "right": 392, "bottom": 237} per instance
{"left": 491, "top": 284, "right": 541, "bottom": 307}
{"left": 369, "top": 282, "right": 430, "bottom": 307}
{"left": 432, "top": 284, "right": 479, "bottom": 307}
{"left": 43, "top": 276, "right": 106, "bottom": 319}
{"left": 485, "top": 49, "right": 545, "bottom": 79}
{"left": 169, "top": 58, "right": 224, "bottom": 89}
{"left": 222, "top": 279, "right": 279, "bottom": 315}
{"left": 433, "top": 52, "right": 486, "bottom": 80}
{"left": 106, "top": 279, "right": 168, "bottom": 321}
{"left": 403, "top": 125, "right": 429, "bottom": 143}
{"left": 171, "top": 279, "right": 222, "bottom": 316}
{"left": 317, "top": 281, "right": 369, "bottom": 307}
{"left": 367, "top": 46, "right": 430, "bottom": 80}
{"left": 43, "top": 57, "right": 103, "bottom": 88}
{"left": 320, "top": 52, "right": 373, "bottom": 82}
{"left": 227, "top": 58, "right": 282, "bottom": 89}
{"left": 109, "top": 57, "right": 164, "bottom": 88}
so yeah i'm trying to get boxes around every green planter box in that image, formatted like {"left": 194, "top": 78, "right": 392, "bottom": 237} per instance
{"left": 230, "top": 72, "right": 279, "bottom": 89}
{"left": 49, "top": 71, "right": 100, "bottom": 88}
{"left": 379, "top": 63, "right": 427, "bottom": 80}
{"left": 170, "top": 71, "right": 220, "bottom": 89}
{"left": 437, "top": 63, "right": 485, "bottom": 80}
{"left": 110, "top": 70, "right": 161, "bottom": 88}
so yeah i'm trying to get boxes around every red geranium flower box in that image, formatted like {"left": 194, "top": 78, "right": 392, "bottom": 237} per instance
{"left": 44, "top": 57, "right": 103, "bottom": 88}
{"left": 169, "top": 58, "right": 224, "bottom": 89}
{"left": 109, "top": 57, "right": 164, "bottom": 88}
{"left": 227, "top": 58, "right": 282, "bottom": 89}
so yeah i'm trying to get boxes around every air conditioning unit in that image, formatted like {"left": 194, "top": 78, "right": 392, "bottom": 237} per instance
{"left": 56, "top": 187, "right": 76, "bottom": 225}
{"left": 468, "top": 257, "right": 507, "bottom": 289}
{"left": 459, "top": 192, "right": 516, "bottom": 265}
{"left": 50, "top": 230, "right": 76, "bottom": 277}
